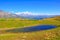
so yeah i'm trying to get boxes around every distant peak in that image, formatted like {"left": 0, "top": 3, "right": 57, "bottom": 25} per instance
{"left": 0, "top": 10, "right": 4, "bottom": 12}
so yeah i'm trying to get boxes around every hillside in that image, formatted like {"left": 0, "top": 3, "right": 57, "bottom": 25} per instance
{"left": 0, "top": 16, "right": 60, "bottom": 29}
{"left": 0, "top": 11, "right": 60, "bottom": 40}
{"left": 0, "top": 18, "right": 40, "bottom": 29}
{"left": 0, "top": 16, "right": 60, "bottom": 40}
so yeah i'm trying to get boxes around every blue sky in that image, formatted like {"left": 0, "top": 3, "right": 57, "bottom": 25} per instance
{"left": 0, "top": 0, "right": 60, "bottom": 15}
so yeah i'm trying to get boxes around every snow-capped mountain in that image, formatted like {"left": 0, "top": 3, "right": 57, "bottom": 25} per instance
{"left": 0, "top": 10, "right": 57, "bottom": 20}
{"left": 0, "top": 10, "right": 19, "bottom": 18}
{"left": 15, "top": 12, "right": 56, "bottom": 20}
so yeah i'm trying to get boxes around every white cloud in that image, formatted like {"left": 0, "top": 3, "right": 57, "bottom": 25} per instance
{"left": 15, "top": 11, "right": 43, "bottom": 15}
{"left": 15, "top": 11, "right": 60, "bottom": 15}
{"left": 15, "top": 11, "right": 32, "bottom": 15}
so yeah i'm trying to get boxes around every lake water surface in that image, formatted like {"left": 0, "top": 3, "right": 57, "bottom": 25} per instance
{"left": 6, "top": 25, "right": 56, "bottom": 32}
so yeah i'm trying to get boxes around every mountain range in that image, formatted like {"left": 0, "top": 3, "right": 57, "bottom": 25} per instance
{"left": 0, "top": 10, "right": 59, "bottom": 20}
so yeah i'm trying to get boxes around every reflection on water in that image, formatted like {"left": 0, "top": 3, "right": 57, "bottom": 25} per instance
{"left": 6, "top": 25, "right": 56, "bottom": 32}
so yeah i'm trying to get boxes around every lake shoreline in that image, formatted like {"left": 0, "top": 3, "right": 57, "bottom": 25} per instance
{"left": 5, "top": 25, "right": 56, "bottom": 33}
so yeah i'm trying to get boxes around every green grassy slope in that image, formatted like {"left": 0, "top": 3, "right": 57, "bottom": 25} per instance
{"left": 0, "top": 17, "right": 60, "bottom": 28}
{"left": 0, "top": 18, "right": 40, "bottom": 28}
{"left": 0, "top": 16, "right": 60, "bottom": 40}
{"left": 0, "top": 27, "right": 60, "bottom": 40}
